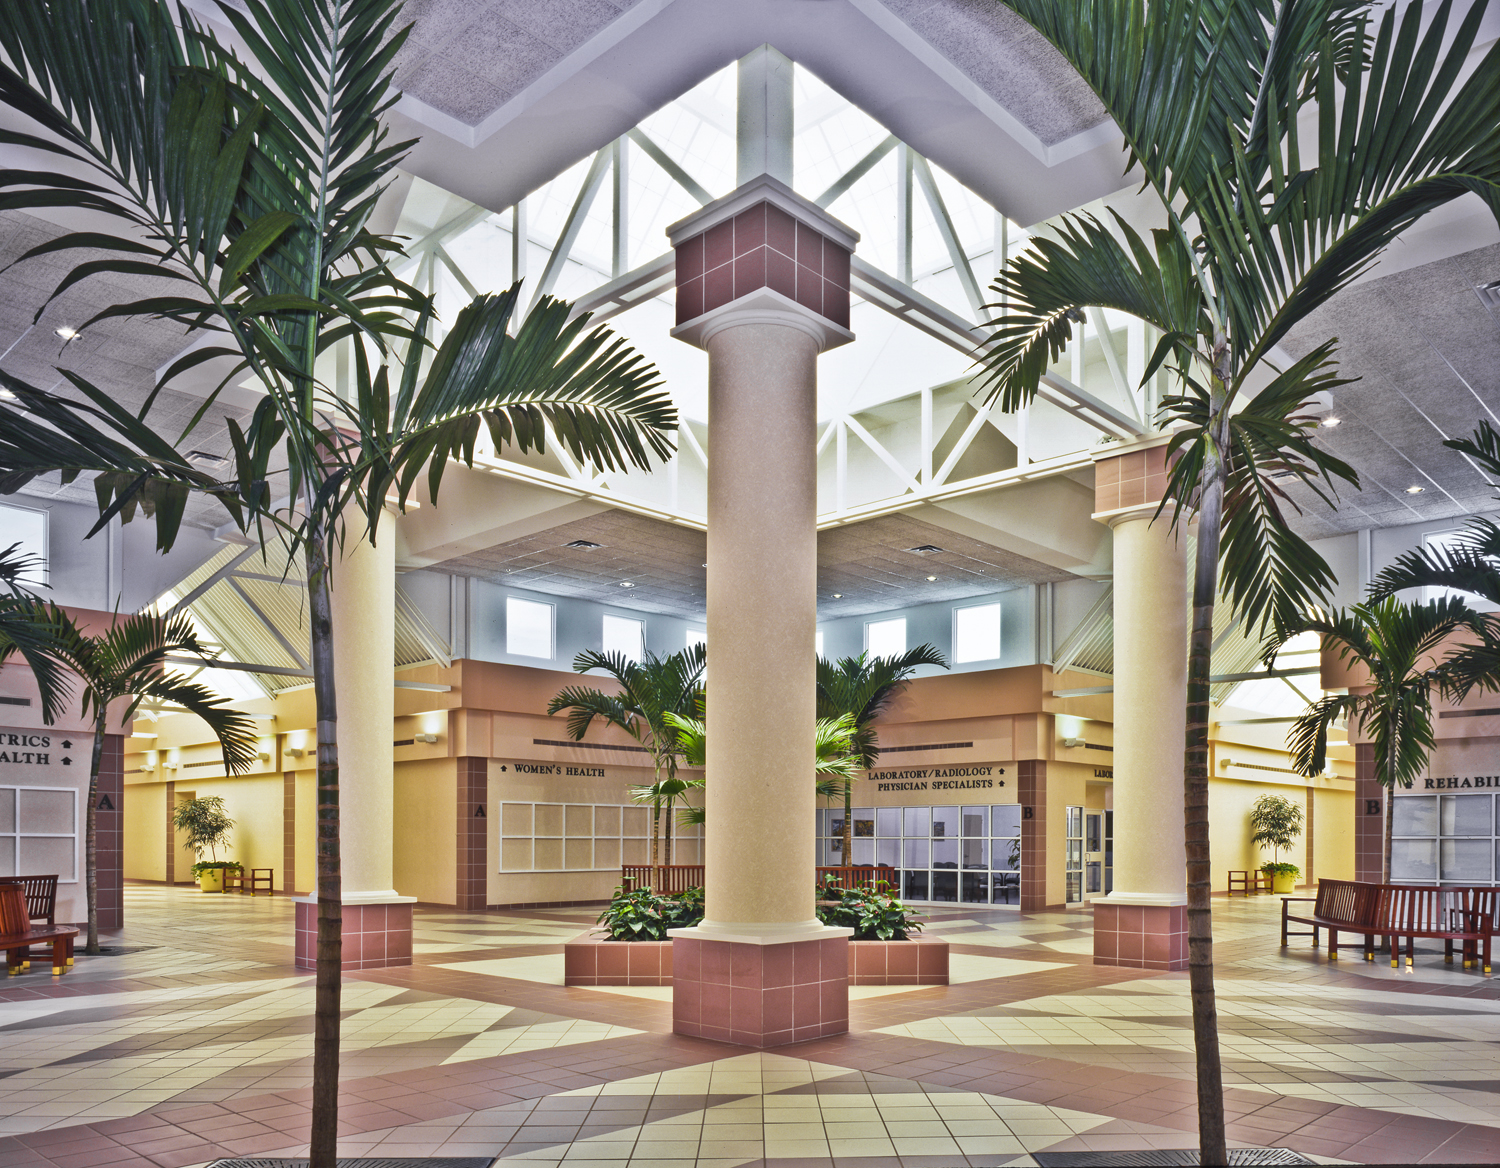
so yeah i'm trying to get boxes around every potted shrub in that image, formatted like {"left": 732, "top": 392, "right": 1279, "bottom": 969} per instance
{"left": 1250, "top": 794, "right": 1305, "bottom": 894}
{"left": 191, "top": 860, "right": 243, "bottom": 894}
{"left": 1260, "top": 861, "right": 1301, "bottom": 895}
{"left": 171, "top": 796, "right": 237, "bottom": 893}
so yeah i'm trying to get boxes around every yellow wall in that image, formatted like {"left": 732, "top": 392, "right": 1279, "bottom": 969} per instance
{"left": 1209, "top": 776, "right": 1313, "bottom": 891}
{"left": 124, "top": 781, "right": 166, "bottom": 881}
{"left": 394, "top": 758, "right": 457, "bottom": 904}
{"left": 1312, "top": 783, "right": 1354, "bottom": 884}
{"left": 171, "top": 773, "right": 285, "bottom": 874}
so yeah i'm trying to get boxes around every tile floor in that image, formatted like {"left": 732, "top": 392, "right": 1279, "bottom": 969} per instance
{"left": 0, "top": 885, "right": 1496, "bottom": 1166}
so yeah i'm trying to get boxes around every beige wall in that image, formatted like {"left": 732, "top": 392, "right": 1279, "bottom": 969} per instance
{"left": 295, "top": 769, "right": 316, "bottom": 895}
{"left": 394, "top": 758, "right": 456, "bottom": 905}
{"left": 1312, "top": 784, "right": 1355, "bottom": 884}
{"left": 123, "top": 781, "right": 166, "bottom": 882}
{"left": 168, "top": 773, "right": 284, "bottom": 874}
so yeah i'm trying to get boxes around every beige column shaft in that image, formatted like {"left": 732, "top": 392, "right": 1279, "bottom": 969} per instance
{"left": 703, "top": 322, "right": 819, "bottom": 932}
{"left": 1106, "top": 510, "right": 1188, "bottom": 902}
{"left": 330, "top": 531, "right": 397, "bottom": 898}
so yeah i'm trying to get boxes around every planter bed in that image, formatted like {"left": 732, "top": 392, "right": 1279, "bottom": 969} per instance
{"left": 849, "top": 936, "right": 948, "bottom": 984}
{"left": 562, "top": 931, "right": 948, "bottom": 987}
{"left": 564, "top": 931, "right": 672, "bottom": 986}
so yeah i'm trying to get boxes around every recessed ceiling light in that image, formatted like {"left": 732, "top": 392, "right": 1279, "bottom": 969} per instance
{"left": 565, "top": 539, "right": 602, "bottom": 549}
{"left": 907, "top": 545, "right": 944, "bottom": 555}
{"left": 926, "top": 575, "right": 937, "bottom": 581}
{"left": 618, "top": 581, "right": 635, "bottom": 587}
{"left": 1477, "top": 279, "right": 1500, "bottom": 310}
{"left": 54, "top": 326, "right": 78, "bottom": 340}
{"left": 1319, "top": 416, "right": 1341, "bottom": 428}
{"left": 833, "top": 593, "right": 842, "bottom": 598}
{"left": 1405, "top": 485, "right": 1425, "bottom": 494}
{"left": 186, "top": 449, "right": 228, "bottom": 466}
{"left": 0, "top": 388, "right": 14, "bottom": 400}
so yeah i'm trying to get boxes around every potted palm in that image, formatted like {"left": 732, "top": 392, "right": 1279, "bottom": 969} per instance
{"left": 1249, "top": 794, "right": 1303, "bottom": 894}
{"left": 172, "top": 797, "right": 238, "bottom": 893}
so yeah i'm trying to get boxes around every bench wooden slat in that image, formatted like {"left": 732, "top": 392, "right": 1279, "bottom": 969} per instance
{"left": 0, "top": 885, "right": 77, "bottom": 976}
{"left": 1281, "top": 879, "right": 1492, "bottom": 973}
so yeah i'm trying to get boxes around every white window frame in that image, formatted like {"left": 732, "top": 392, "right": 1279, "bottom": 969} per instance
{"left": 865, "top": 617, "right": 906, "bottom": 659}
{"left": 953, "top": 602, "right": 1002, "bottom": 664}
{"left": 0, "top": 786, "right": 79, "bottom": 883}
{"left": 498, "top": 801, "right": 703, "bottom": 872}
{"left": 505, "top": 596, "right": 555, "bottom": 660}
{"left": 603, "top": 614, "right": 645, "bottom": 663}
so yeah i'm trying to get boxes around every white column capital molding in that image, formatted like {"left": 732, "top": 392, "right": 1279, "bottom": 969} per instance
{"left": 1093, "top": 500, "right": 1182, "bottom": 528}
{"left": 1088, "top": 432, "right": 1175, "bottom": 463}
{"left": 670, "top": 286, "right": 854, "bottom": 352}
{"left": 666, "top": 173, "right": 858, "bottom": 252}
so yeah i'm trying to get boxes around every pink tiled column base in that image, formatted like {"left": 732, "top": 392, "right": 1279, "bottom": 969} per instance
{"left": 565, "top": 933, "right": 673, "bottom": 986}
{"left": 1093, "top": 902, "right": 1188, "bottom": 970}
{"left": 672, "top": 935, "right": 848, "bottom": 1048}
{"left": 294, "top": 901, "right": 413, "bottom": 971}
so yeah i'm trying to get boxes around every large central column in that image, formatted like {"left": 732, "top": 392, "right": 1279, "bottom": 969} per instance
{"left": 294, "top": 530, "right": 415, "bottom": 971}
{"left": 665, "top": 172, "right": 858, "bottom": 1047}
{"left": 1090, "top": 440, "right": 1190, "bottom": 971}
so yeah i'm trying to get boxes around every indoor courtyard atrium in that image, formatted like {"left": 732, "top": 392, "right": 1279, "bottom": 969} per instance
{"left": 0, "top": 1, "right": 1498, "bottom": 1166}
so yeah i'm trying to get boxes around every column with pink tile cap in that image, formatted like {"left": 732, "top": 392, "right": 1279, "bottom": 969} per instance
{"left": 666, "top": 174, "right": 857, "bottom": 1047}
{"left": 294, "top": 531, "right": 415, "bottom": 971}
{"left": 1090, "top": 436, "right": 1189, "bottom": 971}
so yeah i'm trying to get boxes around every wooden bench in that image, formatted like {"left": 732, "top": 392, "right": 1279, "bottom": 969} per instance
{"left": 621, "top": 865, "right": 704, "bottom": 895}
{"left": 0, "top": 885, "right": 77, "bottom": 977}
{"left": 1376, "top": 885, "right": 1492, "bottom": 974}
{"left": 0, "top": 875, "right": 69, "bottom": 971}
{"left": 1228, "top": 869, "right": 1271, "bottom": 896}
{"left": 1281, "top": 878, "right": 1380, "bottom": 961}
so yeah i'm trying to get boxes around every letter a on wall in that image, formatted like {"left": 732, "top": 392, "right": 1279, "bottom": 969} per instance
{"left": 96, "top": 794, "right": 116, "bottom": 811}
{"left": 475, "top": 805, "right": 486, "bottom": 817}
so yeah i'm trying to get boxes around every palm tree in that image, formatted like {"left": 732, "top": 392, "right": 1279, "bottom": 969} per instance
{"left": 979, "top": 3, "right": 1500, "bottom": 1158}
{"left": 816, "top": 646, "right": 947, "bottom": 866}
{"left": 0, "top": 3, "right": 675, "bottom": 1161}
{"left": 667, "top": 710, "right": 862, "bottom": 828}
{"left": 0, "top": 545, "right": 74, "bottom": 724}
{"left": 1270, "top": 597, "right": 1489, "bottom": 881}
{"left": 27, "top": 607, "right": 258, "bottom": 952}
{"left": 1367, "top": 420, "right": 1500, "bottom": 696}
{"left": 548, "top": 645, "right": 707, "bottom": 872}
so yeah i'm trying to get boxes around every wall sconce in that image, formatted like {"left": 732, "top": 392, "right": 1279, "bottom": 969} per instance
{"left": 1062, "top": 737, "right": 1087, "bottom": 749}
{"left": 285, "top": 747, "right": 306, "bottom": 758}
{"left": 414, "top": 733, "right": 439, "bottom": 744}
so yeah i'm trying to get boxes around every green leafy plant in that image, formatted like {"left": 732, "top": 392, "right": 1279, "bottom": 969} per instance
{"left": 191, "top": 860, "right": 244, "bottom": 878}
{"left": 596, "top": 884, "right": 705, "bottom": 942}
{"left": 1259, "top": 862, "right": 1301, "bottom": 878}
{"left": 172, "top": 796, "right": 237, "bottom": 863}
{"left": 815, "top": 875, "right": 924, "bottom": 941}
{"left": 1248, "top": 793, "right": 1304, "bottom": 868}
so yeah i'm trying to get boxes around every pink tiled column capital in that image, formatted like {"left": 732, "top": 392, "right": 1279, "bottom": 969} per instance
{"left": 669, "top": 174, "right": 857, "bottom": 350}
{"left": 294, "top": 899, "right": 414, "bottom": 971}
{"left": 671, "top": 933, "right": 849, "bottom": 1047}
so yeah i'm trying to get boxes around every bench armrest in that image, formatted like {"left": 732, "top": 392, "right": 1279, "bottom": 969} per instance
{"left": 1281, "top": 896, "right": 1315, "bottom": 904}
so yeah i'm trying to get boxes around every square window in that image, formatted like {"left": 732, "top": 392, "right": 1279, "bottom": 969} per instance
{"left": 0, "top": 503, "right": 47, "bottom": 586}
{"left": 505, "top": 597, "right": 553, "bottom": 659}
{"left": 954, "top": 603, "right": 1001, "bottom": 663}
{"left": 866, "top": 617, "right": 905, "bottom": 658}
{"left": 603, "top": 614, "right": 645, "bottom": 663}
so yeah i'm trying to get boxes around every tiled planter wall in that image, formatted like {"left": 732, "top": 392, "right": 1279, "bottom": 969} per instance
{"left": 563, "top": 932, "right": 950, "bottom": 987}
{"left": 848, "top": 936, "right": 949, "bottom": 985}
{"left": 564, "top": 932, "right": 672, "bottom": 986}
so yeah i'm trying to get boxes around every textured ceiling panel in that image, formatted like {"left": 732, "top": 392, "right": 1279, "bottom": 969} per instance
{"left": 873, "top": 0, "right": 1110, "bottom": 146}
{"left": 433, "top": 509, "right": 1075, "bottom": 619}
{"left": 1277, "top": 242, "right": 1500, "bottom": 538}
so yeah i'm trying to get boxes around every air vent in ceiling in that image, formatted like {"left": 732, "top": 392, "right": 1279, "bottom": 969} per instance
{"left": 1476, "top": 280, "right": 1500, "bottom": 311}
{"left": 565, "top": 539, "right": 603, "bottom": 549}
{"left": 906, "top": 544, "right": 944, "bottom": 555}
{"left": 186, "top": 450, "right": 228, "bottom": 466}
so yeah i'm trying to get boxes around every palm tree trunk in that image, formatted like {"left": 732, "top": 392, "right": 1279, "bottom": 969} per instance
{"left": 842, "top": 785, "right": 852, "bottom": 873}
{"left": 1382, "top": 783, "right": 1393, "bottom": 883}
{"left": 306, "top": 531, "right": 341, "bottom": 1168}
{"left": 1187, "top": 442, "right": 1228, "bottom": 1166}
{"left": 84, "top": 711, "right": 106, "bottom": 955}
